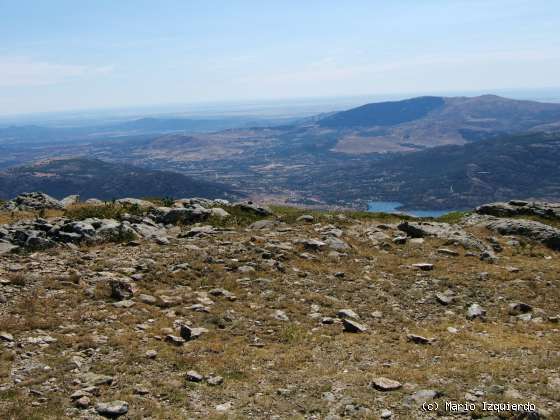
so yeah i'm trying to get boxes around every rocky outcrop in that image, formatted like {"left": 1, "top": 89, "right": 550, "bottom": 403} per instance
{"left": 150, "top": 205, "right": 211, "bottom": 225}
{"left": 397, "top": 221, "right": 487, "bottom": 251}
{"left": 476, "top": 200, "right": 560, "bottom": 220}
{"left": 0, "top": 193, "right": 272, "bottom": 253}
{"left": 485, "top": 218, "right": 560, "bottom": 250}
{"left": 1, "top": 192, "right": 64, "bottom": 211}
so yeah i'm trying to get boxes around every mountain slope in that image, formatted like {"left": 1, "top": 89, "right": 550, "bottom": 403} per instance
{"left": 0, "top": 158, "right": 240, "bottom": 200}
{"left": 314, "top": 132, "right": 560, "bottom": 209}
{"left": 319, "top": 96, "right": 446, "bottom": 128}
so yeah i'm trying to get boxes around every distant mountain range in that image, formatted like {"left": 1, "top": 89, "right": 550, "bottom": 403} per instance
{"left": 0, "top": 158, "right": 240, "bottom": 201}
{"left": 2, "top": 95, "right": 560, "bottom": 210}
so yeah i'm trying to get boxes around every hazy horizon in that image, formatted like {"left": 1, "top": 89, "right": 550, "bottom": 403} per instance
{"left": 2, "top": 0, "right": 559, "bottom": 116}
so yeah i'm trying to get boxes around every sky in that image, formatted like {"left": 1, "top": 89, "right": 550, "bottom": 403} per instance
{"left": 1, "top": 0, "right": 559, "bottom": 115}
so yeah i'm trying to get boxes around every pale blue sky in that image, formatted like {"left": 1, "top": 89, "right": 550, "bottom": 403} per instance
{"left": 1, "top": 0, "right": 559, "bottom": 115}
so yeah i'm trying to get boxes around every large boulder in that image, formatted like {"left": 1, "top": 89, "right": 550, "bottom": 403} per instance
{"left": 2, "top": 192, "right": 64, "bottom": 211}
{"left": 485, "top": 218, "right": 560, "bottom": 250}
{"left": 233, "top": 202, "right": 273, "bottom": 216}
{"left": 477, "top": 200, "right": 560, "bottom": 220}
{"left": 397, "top": 221, "right": 487, "bottom": 251}
{"left": 150, "top": 205, "right": 211, "bottom": 225}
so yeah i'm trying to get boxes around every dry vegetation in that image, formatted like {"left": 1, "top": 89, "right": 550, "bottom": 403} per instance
{"left": 0, "top": 204, "right": 559, "bottom": 419}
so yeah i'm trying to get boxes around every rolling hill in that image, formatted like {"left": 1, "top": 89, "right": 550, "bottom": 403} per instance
{"left": 0, "top": 158, "right": 241, "bottom": 201}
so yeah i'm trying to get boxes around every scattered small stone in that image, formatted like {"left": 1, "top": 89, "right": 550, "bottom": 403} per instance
{"left": 95, "top": 400, "right": 129, "bottom": 417}
{"left": 273, "top": 310, "right": 290, "bottom": 321}
{"left": 405, "top": 389, "right": 441, "bottom": 405}
{"left": 407, "top": 334, "right": 432, "bottom": 345}
{"left": 337, "top": 308, "right": 360, "bottom": 320}
{"left": 371, "top": 377, "right": 402, "bottom": 391}
{"left": 435, "top": 292, "right": 454, "bottom": 305}
{"left": 393, "top": 236, "right": 407, "bottom": 245}
{"left": 186, "top": 370, "right": 204, "bottom": 383}
{"left": 215, "top": 401, "right": 232, "bottom": 412}
{"left": 0, "top": 332, "right": 14, "bottom": 342}
{"left": 508, "top": 302, "right": 533, "bottom": 315}
{"left": 75, "top": 396, "right": 90, "bottom": 409}
{"left": 179, "top": 325, "right": 208, "bottom": 341}
{"left": 138, "top": 294, "right": 157, "bottom": 304}
{"left": 467, "top": 303, "right": 486, "bottom": 320}
{"left": 164, "top": 335, "right": 186, "bottom": 346}
{"left": 207, "top": 375, "right": 224, "bottom": 386}
{"left": 145, "top": 350, "right": 158, "bottom": 359}
{"left": 342, "top": 319, "right": 367, "bottom": 333}
{"left": 380, "top": 409, "right": 393, "bottom": 418}
{"left": 133, "top": 385, "right": 149, "bottom": 395}
{"left": 412, "top": 263, "right": 433, "bottom": 271}
{"left": 437, "top": 248, "right": 459, "bottom": 256}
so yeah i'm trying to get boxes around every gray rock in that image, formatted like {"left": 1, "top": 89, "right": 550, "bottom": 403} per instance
{"left": 145, "top": 350, "right": 157, "bottom": 359}
{"left": 508, "top": 302, "right": 533, "bottom": 316}
{"left": 297, "top": 239, "right": 326, "bottom": 251}
{"left": 179, "top": 325, "right": 208, "bottom": 341}
{"left": 398, "top": 221, "right": 487, "bottom": 251}
{"left": 371, "top": 377, "right": 402, "bottom": 391}
{"left": 404, "top": 389, "right": 441, "bottom": 405}
{"left": 2, "top": 192, "right": 63, "bottom": 211}
{"left": 337, "top": 309, "right": 360, "bottom": 320}
{"left": 342, "top": 319, "right": 367, "bottom": 333}
{"left": 165, "top": 335, "right": 186, "bottom": 346}
{"left": 296, "top": 215, "right": 314, "bottom": 223}
{"left": 234, "top": 201, "right": 272, "bottom": 216}
{"left": 486, "top": 218, "right": 560, "bottom": 250}
{"left": 273, "top": 310, "right": 290, "bottom": 321}
{"left": 412, "top": 263, "right": 434, "bottom": 271}
{"left": 435, "top": 292, "right": 454, "bottom": 305}
{"left": 60, "top": 194, "right": 80, "bottom": 207}
{"left": 79, "top": 372, "right": 114, "bottom": 387}
{"left": 207, "top": 375, "right": 224, "bottom": 386}
{"left": 477, "top": 200, "right": 560, "bottom": 220}
{"left": 0, "top": 332, "right": 14, "bottom": 342}
{"left": 110, "top": 279, "right": 135, "bottom": 300}
{"left": 467, "top": 303, "right": 486, "bottom": 320}
{"left": 324, "top": 237, "right": 350, "bottom": 250}
{"left": 151, "top": 206, "right": 211, "bottom": 225}
{"left": 437, "top": 248, "right": 459, "bottom": 256}
{"left": 407, "top": 334, "right": 432, "bottom": 344}
{"left": 210, "top": 207, "right": 230, "bottom": 218}
{"left": 95, "top": 400, "right": 129, "bottom": 417}
{"left": 186, "top": 370, "right": 204, "bottom": 382}
{"left": 249, "top": 220, "right": 277, "bottom": 230}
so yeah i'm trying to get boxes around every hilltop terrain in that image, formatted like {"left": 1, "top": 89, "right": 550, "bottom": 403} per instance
{"left": 0, "top": 193, "right": 559, "bottom": 418}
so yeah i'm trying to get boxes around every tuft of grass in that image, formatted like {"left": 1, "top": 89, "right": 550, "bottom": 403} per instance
{"left": 435, "top": 211, "right": 471, "bottom": 224}
{"left": 64, "top": 202, "right": 145, "bottom": 220}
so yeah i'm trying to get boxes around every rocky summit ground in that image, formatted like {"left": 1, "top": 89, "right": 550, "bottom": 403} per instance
{"left": 0, "top": 194, "right": 559, "bottom": 419}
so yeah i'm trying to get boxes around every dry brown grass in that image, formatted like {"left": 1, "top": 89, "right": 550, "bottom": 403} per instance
{"left": 0, "top": 213, "right": 559, "bottom": 418}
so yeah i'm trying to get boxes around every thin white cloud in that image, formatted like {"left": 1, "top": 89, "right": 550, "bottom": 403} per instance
{"left": 0, "top": 56, "right": 114, "bottom": 87}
